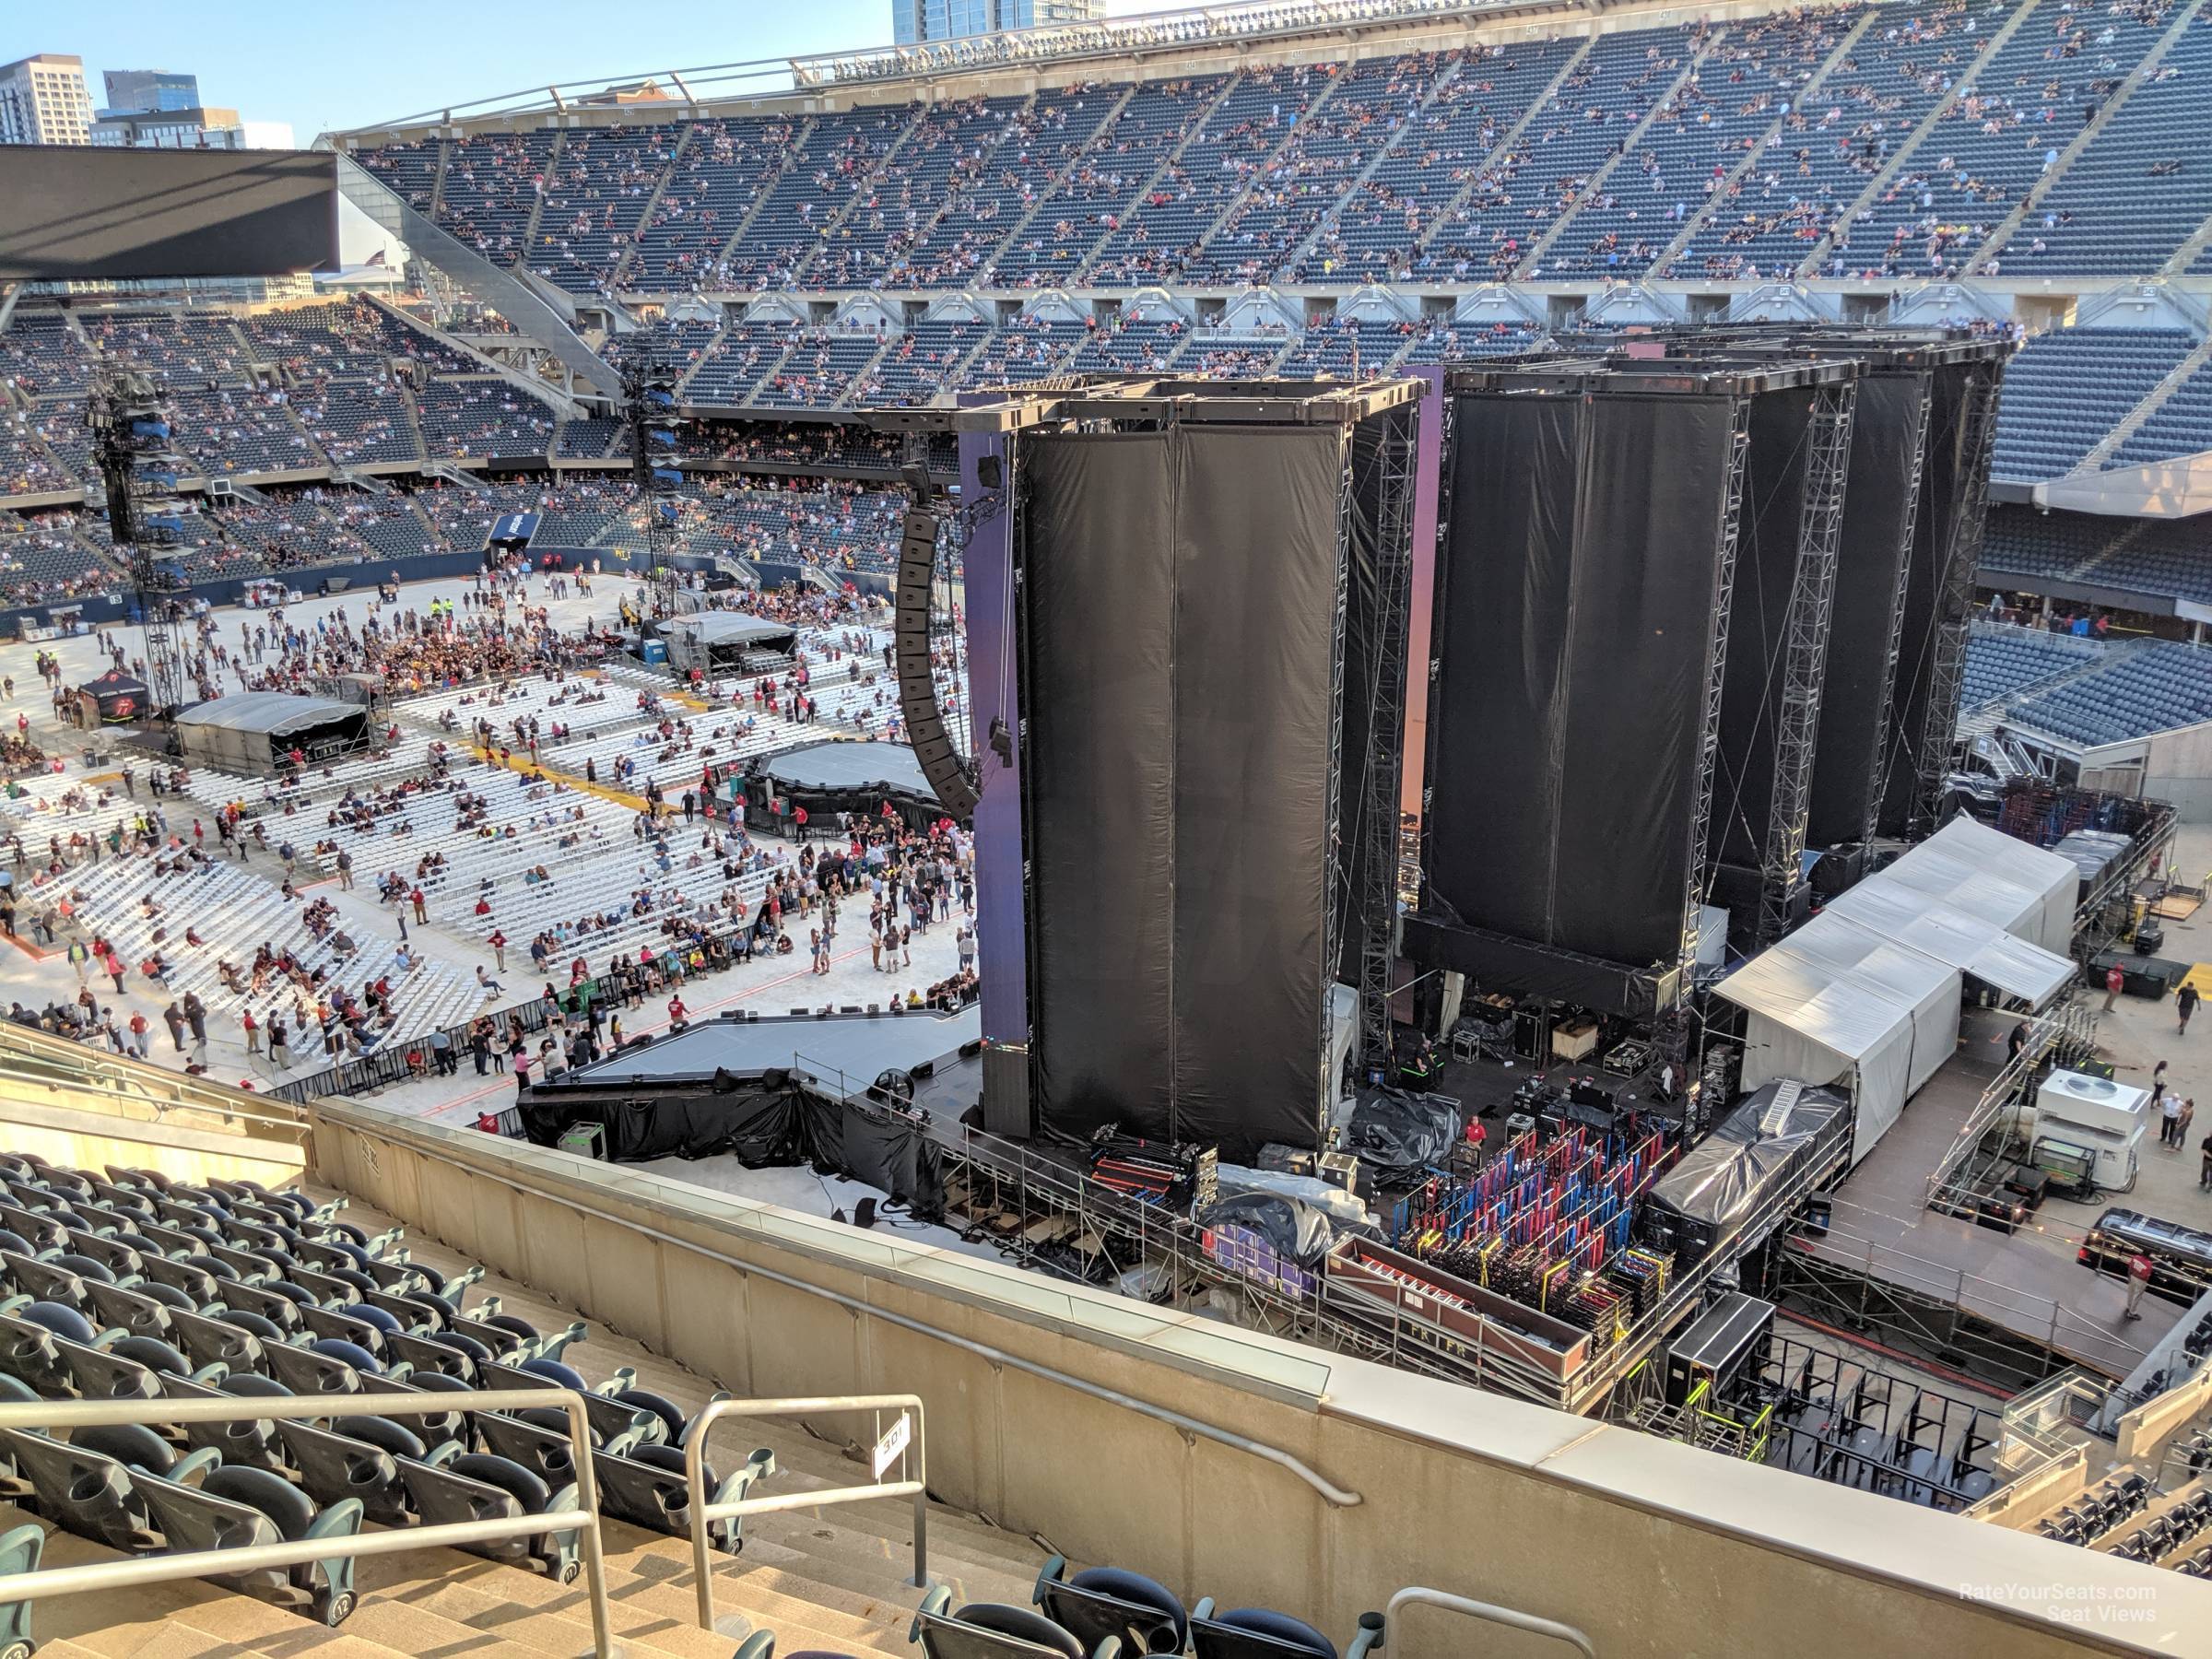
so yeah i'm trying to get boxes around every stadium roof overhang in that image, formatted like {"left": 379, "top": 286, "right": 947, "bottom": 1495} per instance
{"left": 2030, "top": 451, "right": 2212, "bottom": 519}
{"left": 332, "top": 0, "right": 1574, "bottom": 141}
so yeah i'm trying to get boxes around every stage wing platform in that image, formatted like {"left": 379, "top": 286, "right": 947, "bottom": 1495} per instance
{"left": 759, "top": 739, "right": 935, "bottom": 800}
{"left": 1780, "top": 1008, "right": 2177, "bottom": 1381}
{"left": 566, "top": 1006, "right": 979, "bottom": 1093}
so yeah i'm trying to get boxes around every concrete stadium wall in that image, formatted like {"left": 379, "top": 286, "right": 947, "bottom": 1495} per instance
{"left": 305, "top": 1102, "right": 2212, "bottom": 1659}
{"left": 2145, "top": 720, "right": 2212, "bottom": 824}
{"left": 3, "top": 1095, "right": 305, "bottom": 1190}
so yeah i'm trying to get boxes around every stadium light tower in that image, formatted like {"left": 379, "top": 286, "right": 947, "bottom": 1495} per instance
{"left": 624, "top": 361, "right": 687, "bottom": 620}
{"left": 89, "top": 368, "right": 194, "bottom": 724}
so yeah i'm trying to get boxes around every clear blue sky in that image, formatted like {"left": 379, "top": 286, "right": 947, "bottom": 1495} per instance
{"left": 6, "top": 0, "right": 1156, "bottom": 142}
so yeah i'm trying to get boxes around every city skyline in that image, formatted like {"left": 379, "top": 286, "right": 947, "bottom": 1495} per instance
{"left": 5, "top": 0, "right": 1171, "bottom": 147}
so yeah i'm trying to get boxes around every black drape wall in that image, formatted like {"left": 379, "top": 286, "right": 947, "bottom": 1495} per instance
{"left": 1806, "top": 369, "right": 1931, "bottom": 848}
{"left": 1426, "top": 391, "right": 1740, "bottom": 972}
{"left": 1877, "top": 359, "right": 1983, "bottom": 837}
{"left": 1022, "top": 424, "right": 1346, "bottom": 1159}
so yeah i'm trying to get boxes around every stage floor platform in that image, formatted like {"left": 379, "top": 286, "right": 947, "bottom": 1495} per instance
{"left": 569, "top": 1006, "right": 980, "bottom": 1098}
{"left": 1797, "top": 1006, "right": 2177, "bottom": 1381}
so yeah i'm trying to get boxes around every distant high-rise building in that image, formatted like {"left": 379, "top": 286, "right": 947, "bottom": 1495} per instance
{"left": 101, "top": 69, "right": 199, "bottom": 114}
{"left": 891, "top": 0, "right": 1102, "bottom": 45}
{"left": 88, "top": 105, "right": 294, "bottom": 149}
{"left": 0, "top": 53, "right": 94, "bottom": 146}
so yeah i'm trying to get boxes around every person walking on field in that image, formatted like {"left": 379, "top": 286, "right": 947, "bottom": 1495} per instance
{"left": 2124, "top": 1250, "right": 2154, "bottom": 1322}
{"left": 2180, "top": 982, "right": 2201, "bottom": 1036}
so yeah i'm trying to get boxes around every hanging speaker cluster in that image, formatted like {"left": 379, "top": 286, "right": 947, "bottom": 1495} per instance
{"left": 894, "top": 505, "right": 980, "bottom": 818}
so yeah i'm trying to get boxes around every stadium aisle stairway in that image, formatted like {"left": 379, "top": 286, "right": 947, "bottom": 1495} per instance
{"left": 0, "top": 1164, "right": 1044, "bottom": 1657}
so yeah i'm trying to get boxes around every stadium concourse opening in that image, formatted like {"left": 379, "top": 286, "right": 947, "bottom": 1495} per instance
{"left": 8, "top": 0, "right": 2212, "bottom": 1648}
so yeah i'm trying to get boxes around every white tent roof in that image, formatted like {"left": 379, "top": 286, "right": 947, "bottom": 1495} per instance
{"left": 1819, "top": 883, "right": 2077, "bottom": 1006}
{"left": 1849, "top": 816, "right": 2079, "bottom": 958}
{"left": 1715, "top": 912, "right": 1961, "bottom": 1163}
{"left": 1713, "top": 818, "right": 2080, "bottom": 1163}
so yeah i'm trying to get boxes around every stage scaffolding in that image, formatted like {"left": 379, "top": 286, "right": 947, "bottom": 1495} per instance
{"left": 1679, "top": 399, "right": 1752, "bottom": 994}
{"left": 1754, "top": 379, "right": 1855, "bottom": 947}
{"left": 1342, "top": 401, "right": 1423, "bottom": 1083}
{"left": 1913, "top": 356, "right": 2006, "bottom": 838}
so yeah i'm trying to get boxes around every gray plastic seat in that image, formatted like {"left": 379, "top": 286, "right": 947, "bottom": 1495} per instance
{"left": 132, "top": 1461, "right": 362, "bottom": 1626}
{"left": 158, "top": 1371, "right": 288, "bottom": 1470}
{"left": 170, "top": 1306, "right": 267, "bottom": 1376}
{"left": 396, "top": 1449, "right": 582, "bottom": 1581}
{"left": 0, "top": 1519, "right": 40, "bottom": 1659}
{"left": 0, "top": 1429, "right": 159, "bottom": 1551}
{"left": 261, "top": 1337, "right": 369, "bottom": 1396}
{"left": 594, "top": 1441, "right": 773, "bottom": 1551}
{"left": 476, "top": 1357, "right": 653, "bottom": 1443}
{"left": 276, "top": 1416, "right": 418, "bottom": 1525}
{"left": 910, "top": 1588, "right": 1112, "bottom": 1659}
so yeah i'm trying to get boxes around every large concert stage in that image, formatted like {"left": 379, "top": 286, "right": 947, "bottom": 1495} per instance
{"left": 558, "top": 1006, "right": 978, "bottom": 1096}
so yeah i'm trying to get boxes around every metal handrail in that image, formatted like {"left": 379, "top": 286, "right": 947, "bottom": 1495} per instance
{"left": 0, "top": 1387, "right": 616, "bottom": 1657}
{"left": 1360, "top": 1587, "right": 1597, "bottom": 1657}
{"left": 687, "top": 1393, "right": 927, "bottom": 1630}
{"left": 0, "top": 1021, "right": 312, "bottom": 1139}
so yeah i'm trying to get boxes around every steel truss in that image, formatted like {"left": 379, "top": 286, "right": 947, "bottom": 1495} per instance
{"left": 1319, "top": 430, "right": 1356, "bottom": 1137}
{"left": 1911, "top": 359, "right": 2004, "bottom": 838}
{"left": 1677, "top": 399, "right": 1754, "bottom": 995}
{"left": 625, "top": 362, "right": 685, "bottom": 619}
{"left": 1854, "top": 373, "right": 1936, "bottom": 847}
{"left": 89, "top": 369, "right": 191, "bottom": 721}
{"left": 1755, "top": 380, "right": 1856, "bottom": 947}
{"left": 1349, "top": 405, "right": 1422, "bottom": 1081}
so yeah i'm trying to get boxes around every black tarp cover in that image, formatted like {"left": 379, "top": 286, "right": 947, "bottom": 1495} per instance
{"left": 1643, "top": 1079, "right": 1846, "bottom": 1238}
{"left": 1342, "top": 1087, "right": 1460, "bottom": 1180}
{"left": 1806, "top": 371, "right": 1930, "bottom": 847}
{"left": 519, "top": 1070, "right": 946, "bottom": 1218}
{"left": 1427, "top": 389, "right": 1738, "bottom": 971}
{"left": 1023, "top": 423, "right": 1345, "bottom": 1159}
{"left": 1195, "top": 1191, "right": 1341, "bottom": 1268}
{"left": 1709, "top": 384, "right": 1830, "bottom": 876}
{"left": 1877, "top": 359, "right": 1986, "bottom": 836}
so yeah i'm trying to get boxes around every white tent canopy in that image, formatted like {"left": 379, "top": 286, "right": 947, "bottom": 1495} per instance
{"left": 1715, "top": 817, "right": 2081, "bottom": 1163}
{"left": 1839, "top": 816, "right": 2077, "bottom": 958}
{"left": 1717, "top": 913, "right": 1960, "bottom": 1161}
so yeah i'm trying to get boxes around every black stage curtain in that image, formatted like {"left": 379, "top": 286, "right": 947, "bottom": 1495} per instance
{"left": 1024, "top": 434, "right": 1178, "bottom": 1144}
{"left": 1709, "top": 384, "right": 1824, "bottom": 877}
{"left": 521, "top": 1072, "right": 945, "bottom": 1217}
{"left": 1877, "top": 359, "right": 1979, "bottom": 836}
{"left": 1429, "top": 391, "right": 1738, "bottom": 972}
{"left": 1023, "top": 424, "right": 1344, "bottom": 1159}
{"left": 1807, "top": 370, "right": 1930, "bottom": 847}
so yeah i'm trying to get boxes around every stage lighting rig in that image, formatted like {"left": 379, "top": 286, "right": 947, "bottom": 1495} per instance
{"left": 89, "top": 368, "right": 194, "bottom": 724}
{"left": 625, "top": 361, "right": 688, "bottom": 618}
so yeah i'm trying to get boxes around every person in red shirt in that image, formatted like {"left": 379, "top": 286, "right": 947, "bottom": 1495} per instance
{"left": 487, "top": 929, "right": 507, "bottom": 971}
{"left": 410, "top": 887, "right": 427, "bottom": 924}
{"left": 667, "top": 994, "right": 688, "bottom": 1026}
{"left": 2105, "top": 962, "right": 2125, "bottom": 1012}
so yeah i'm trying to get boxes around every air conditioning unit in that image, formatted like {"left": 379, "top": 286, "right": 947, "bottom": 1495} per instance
{"left": 2031, "top": 1070, "right": 2151, "bottom": 1191}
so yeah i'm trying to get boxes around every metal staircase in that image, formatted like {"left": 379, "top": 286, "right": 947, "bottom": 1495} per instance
{"left": 335, "top": 155, "right": 620, "bottom": 399}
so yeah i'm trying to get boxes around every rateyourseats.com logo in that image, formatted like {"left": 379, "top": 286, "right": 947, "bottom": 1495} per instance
{"left": 1959, "top": 1583, "right": 2164, "bottom": 1627}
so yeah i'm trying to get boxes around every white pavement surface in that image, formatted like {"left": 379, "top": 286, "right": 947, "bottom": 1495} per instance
{"left": 0, "top": 569, "right": 964, "bottom": 1133}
